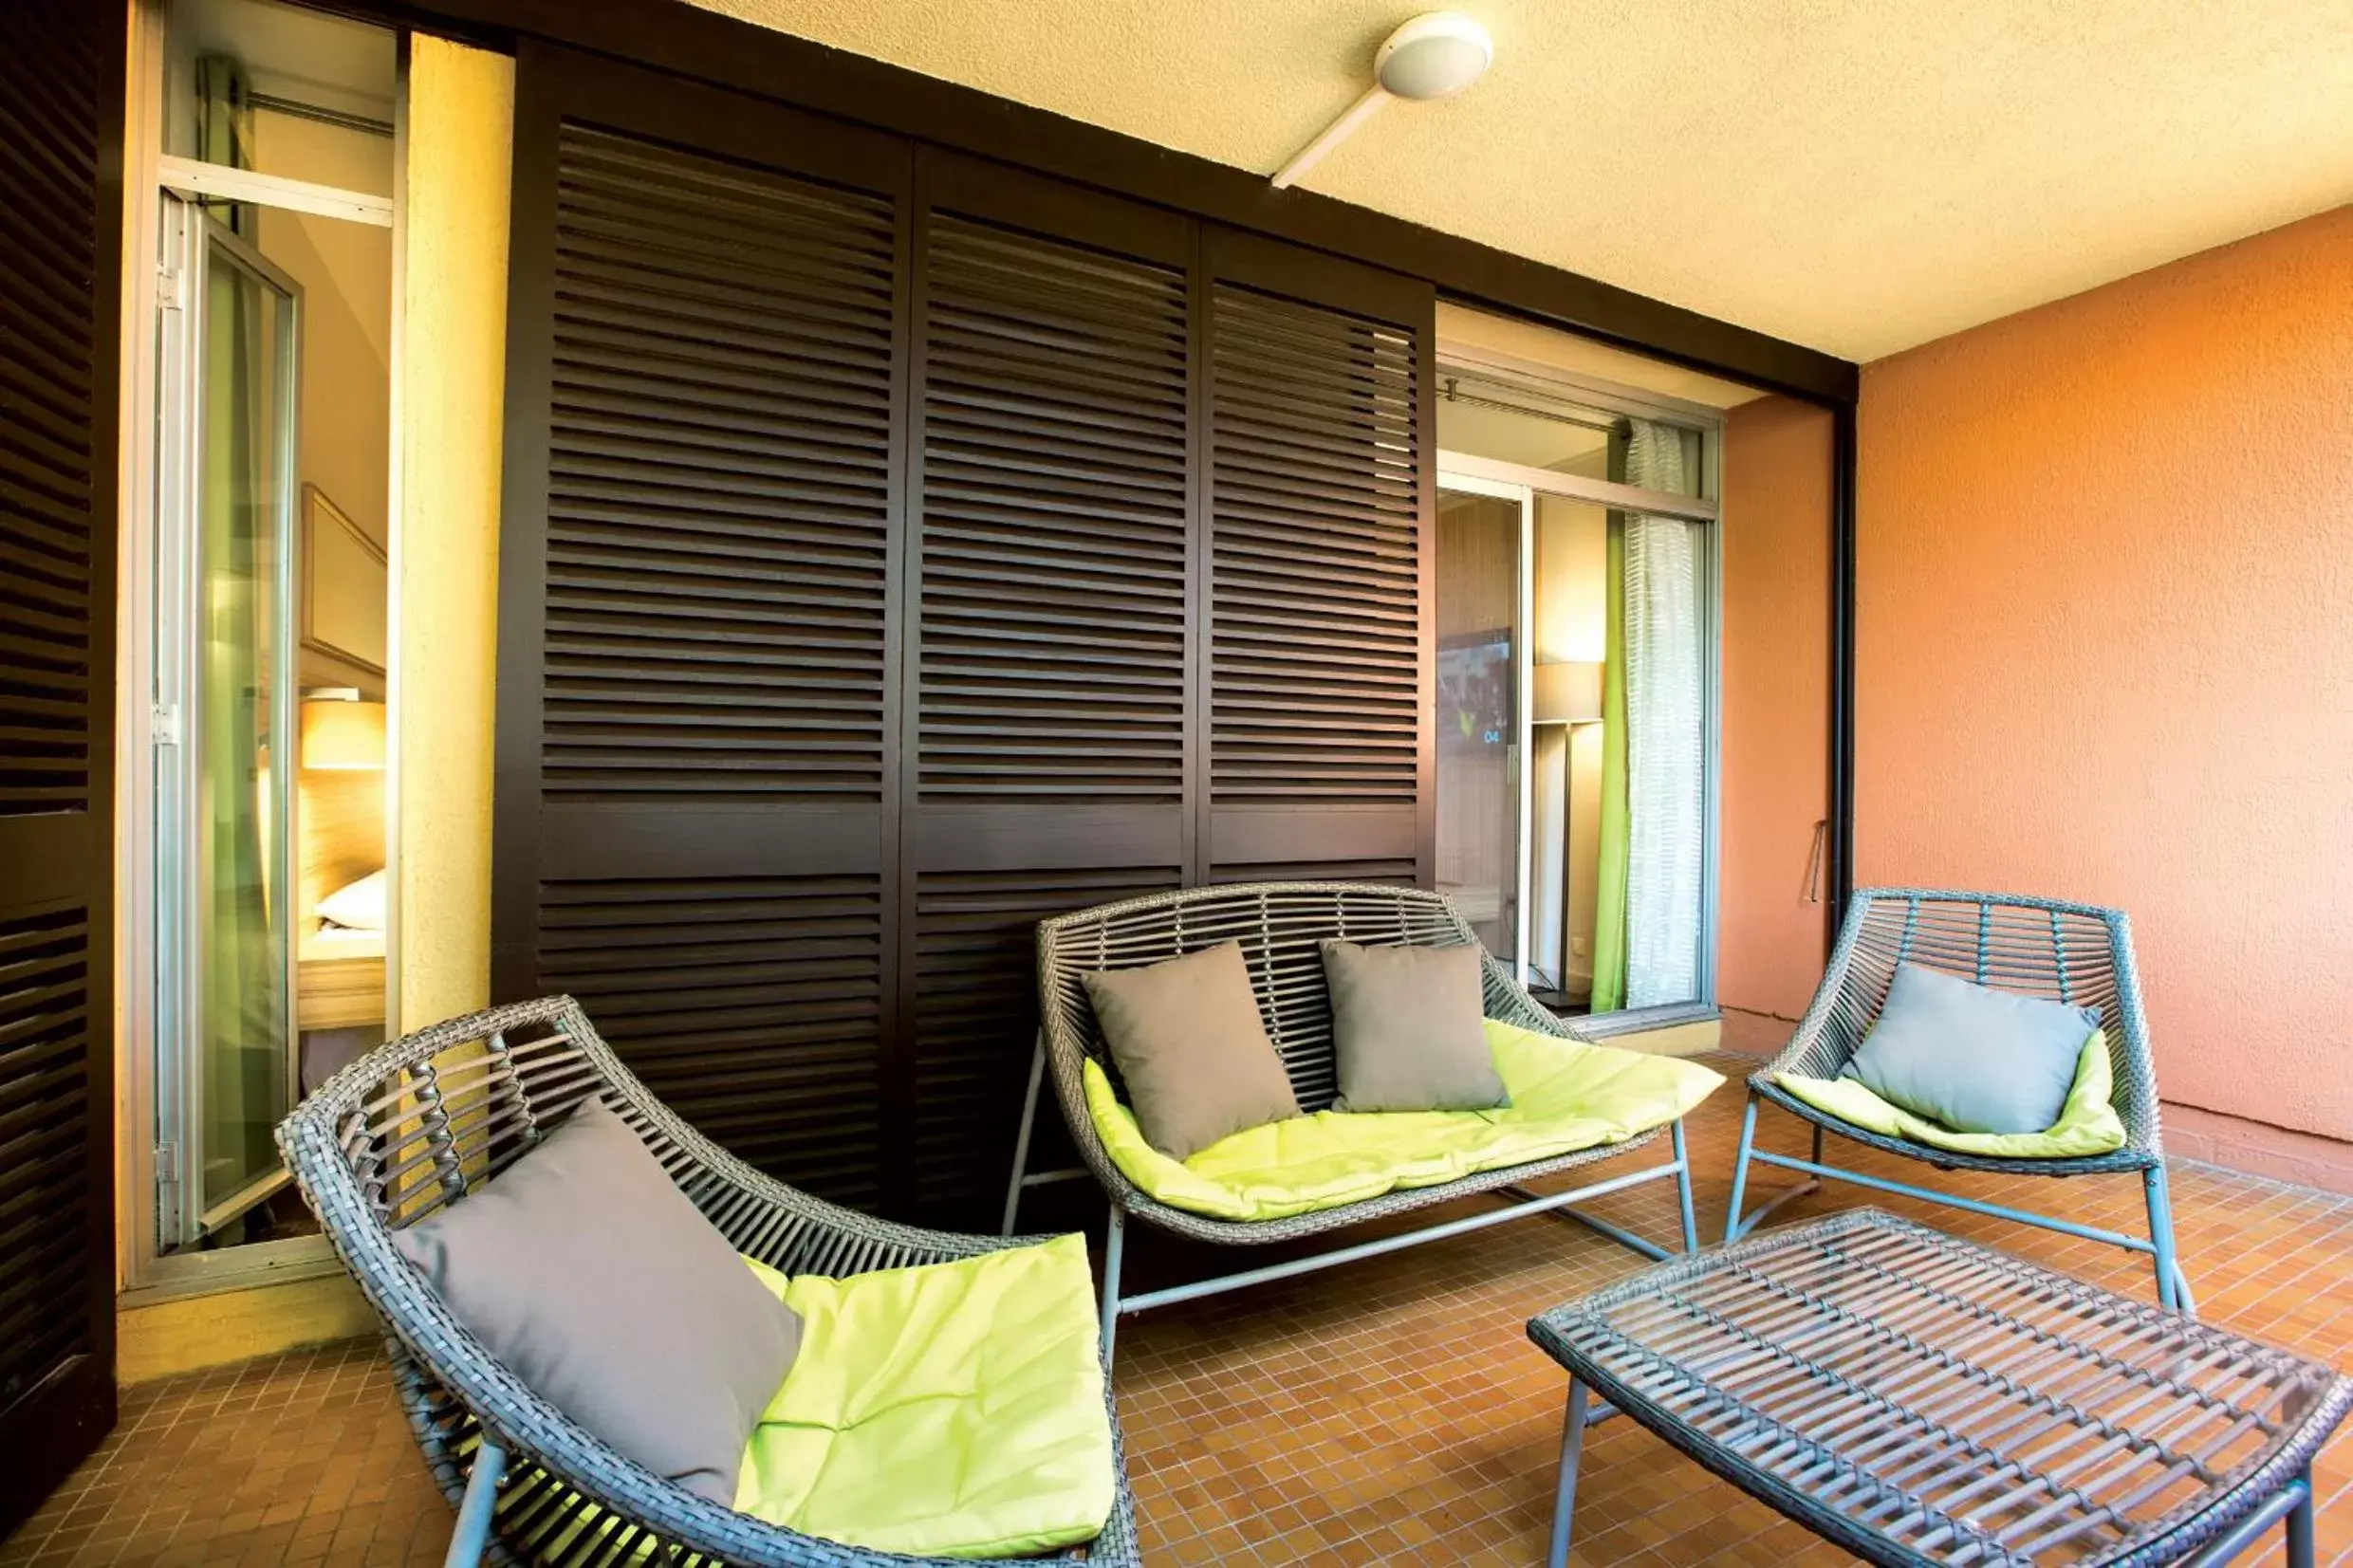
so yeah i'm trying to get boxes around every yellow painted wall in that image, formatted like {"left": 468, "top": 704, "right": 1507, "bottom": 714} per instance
{"left": 1605, "top": 1017, "right": 1721, "bottom": 1060}
{"left": 119, "top": 1273, "right": 377, "bottom": 1385}
{"left": 395, "top": 37, "right": 512, "bottom": 1032}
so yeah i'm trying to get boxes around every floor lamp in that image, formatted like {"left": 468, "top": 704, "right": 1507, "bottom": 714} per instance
{"left": 1530, "top": 660, "right": 1603, "bottom": 1007}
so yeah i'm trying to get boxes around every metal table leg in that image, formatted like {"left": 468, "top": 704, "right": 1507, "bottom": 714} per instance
{"left": 1547, "top": 1379, "right": 1589, "bottom": 1568}
{"left": 2288, "top": 1470, "right": 2315, "bottom": 1568}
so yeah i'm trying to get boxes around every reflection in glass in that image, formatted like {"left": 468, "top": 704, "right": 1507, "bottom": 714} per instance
{"left": 1438, "top": 368, "right": 1716, "bottom": 1015}
{"left": 1435, "top": 489, "right": 1525, "bottom": 963}
{"left": 164, "top": 0, "right": 398, "bottom": 200}
{"left": 195, "top": 225, "right": 296, "bottom": 1225}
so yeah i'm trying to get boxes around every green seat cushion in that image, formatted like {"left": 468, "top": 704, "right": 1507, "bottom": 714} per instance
{"left": 733, "top": 1233, "right": 1114, "bottom": 1559}
{"left": 1774, "top": 1031, "right": 2126, "bottom": 1158}
{"left": 1084, "top": 1020, "right": 1723, "bottom": 1223}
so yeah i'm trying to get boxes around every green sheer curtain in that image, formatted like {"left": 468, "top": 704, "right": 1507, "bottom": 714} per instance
{"left": 1588, "top": 516, "right": 1630, "bottom": 1011}
{"left": 197, "top": 242, "right": 291, "bottom": 1218}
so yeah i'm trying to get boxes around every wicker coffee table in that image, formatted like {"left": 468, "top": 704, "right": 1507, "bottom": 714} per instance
{"left": 1528, "top": 1210, "right": 2350, "bottom": 1566}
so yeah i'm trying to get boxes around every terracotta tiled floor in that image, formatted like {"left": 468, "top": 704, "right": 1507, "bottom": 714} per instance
{"left": 7, "top": 1050, "right": 2349, "bottom": 1566}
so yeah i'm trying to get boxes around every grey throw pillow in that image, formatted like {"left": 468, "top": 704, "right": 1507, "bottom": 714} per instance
{"left": 392, "top": 1097, "right": 803, "bottom": 1503}
{"left": 1083, "top": 941, "right": 1301, "bottom": 1161}
{"left": 1843, "top": 963, "right": 2102, "bottom": 1134}
{"left": 1322, "top": 940, "right": 1507, "bottom": 1113}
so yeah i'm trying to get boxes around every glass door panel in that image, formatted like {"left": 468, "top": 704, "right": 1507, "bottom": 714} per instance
{"left": 157, "top": 194, "right": 303, "bottom": 1246}
{"left": 1435, "top": 480, "right": 1531, "bottom": 970}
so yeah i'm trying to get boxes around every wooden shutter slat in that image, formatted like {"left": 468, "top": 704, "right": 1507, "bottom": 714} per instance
{"left": 915, "top": 212, "right": 1190, "bottom": 809}
{"left": 536, "top": 873, "right": 887, "bottom": 1203}
{"left": 499, "top": 49, "right": 904, "bottom": 1208}
{"left": 1208, "top": 279, "right": 1426, "bottom": 841}
{"left": 535, "top": 123, "right": 896, "bottom": 809}
{"left": 909, "top": 866, "right": 1180, "bottom": 1226}
{"left": 0, "top": 7, "right": 115, "bottom": 1514}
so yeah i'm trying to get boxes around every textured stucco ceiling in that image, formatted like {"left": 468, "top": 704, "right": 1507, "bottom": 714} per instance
{"left": 684, "top": 0, "right": 2353, "bottom": 362}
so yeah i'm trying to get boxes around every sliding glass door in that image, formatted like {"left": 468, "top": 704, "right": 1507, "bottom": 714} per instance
{"left": 1434, "top": 476, "right": 1533, "bottom": 973}
{"left": 1436, "top": 362, "right": 1722, "bottom": 1024}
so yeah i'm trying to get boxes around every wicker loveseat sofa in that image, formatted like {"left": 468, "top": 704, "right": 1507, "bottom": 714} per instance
{"left": 277, "top": 996, "right": 1140, "bottom": 1568}
{"left": 1003, "top": 882, "right": 1718, "bottom": 1358}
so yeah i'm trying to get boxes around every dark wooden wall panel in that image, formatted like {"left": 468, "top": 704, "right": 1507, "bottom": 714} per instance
{"left": 535, "top": 873, "right": 888, "bottom": 1205}
{"left": 494, "top": 46, "right": 910, "bottom": 1208}
{"left": 0, "top": 0, "right": 121, "bottom": 1530}
{"left": 1202, "top": 235, "right": 1433, "bottom": 885}
{"left": 913, "top": 212, "right": 1190, "bottom": 805}
{"left": 496, "top": 52, "right": 1436, "bottom": 1219}
{"left": 899, "top": 157, "right": 1201, "bottom": 1223}
{"left": 535, "top": 125, "right": 899, "bottom": 809}
{"left": 908, "top": 866, "right": 1178, "bottom": 1226}
{"left": 0, "top": 911, "right": 100, "bottom": 1411}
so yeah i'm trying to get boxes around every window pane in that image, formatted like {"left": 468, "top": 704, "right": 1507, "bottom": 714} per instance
{"left": 1438, "top": 366, "right": 1716, "bottom": 1016}
{"left": 165, "top": 0, "right": 397, "bottom": 201}
{"left": 196, "top": 235, "right": 295, "bottom": 1224}
{"left": 1436, "top": 489, "right": 1524, "bottom": 962}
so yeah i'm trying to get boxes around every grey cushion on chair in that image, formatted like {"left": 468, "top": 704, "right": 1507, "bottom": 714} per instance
{"left": 1083, "top": 941, "right": 1301, "bottom": 1161}
{"left": 1322, "top": 940, "right": 1507, "bottom": 1113}
{"left": 1844, "top": 962, "right": 2102, "bottom": 1135}
{"left": 392, "top": 1097, "right": 804, "bottom": 1503}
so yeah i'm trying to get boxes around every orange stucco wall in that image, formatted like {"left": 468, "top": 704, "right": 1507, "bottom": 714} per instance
{"left": 1720, "top": 397, "right": 1835, "bottom": 1025}
{"left": 1856, "top": 204, "right": 2353, "bottom": 1186}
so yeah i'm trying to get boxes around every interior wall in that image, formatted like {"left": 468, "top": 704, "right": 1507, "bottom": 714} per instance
{"left": 1718, "top": 395, "right": 1835, "bottom": 1024}
{"left": 1533, "top": 494, "right": 1606, "bottom": 991}
{"left": 397, "top": 35, "right": 512, "bottom": 1032}
{"left": 253, "top": 109, "right": 391, "bottom": 553}
{"left": 250, "top": 115, "right": 394, "bottom": 969}
{"left": 1857, "top": 203, "right": 2353, "bottom": 1190}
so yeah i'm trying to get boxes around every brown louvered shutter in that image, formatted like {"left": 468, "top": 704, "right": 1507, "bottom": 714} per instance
{"left": 494, "top": 48, "right": 909, "bottom": 1208}
{"left": 497, "top": 84, "right": 1440, "bottom": 1220}
{"left": 1202, "top": 231, "right": 1435, "bottom": 887}
{"left": 0, "top": 0, "right": 121, "bottom": 1530}
{"left": 901, "top": 157, "right": 1193, "bottom": 1223}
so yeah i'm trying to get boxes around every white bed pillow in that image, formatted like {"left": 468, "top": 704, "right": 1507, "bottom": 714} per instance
{"left": 317, "top": 868, "right": 387, "bottom": 932}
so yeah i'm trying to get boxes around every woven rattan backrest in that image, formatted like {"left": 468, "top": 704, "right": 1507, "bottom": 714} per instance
{"left": 286, "top": 995, "right": 972, "bottom": 1287}
{"left": 313, "top": 997, "right": 612, "bottom": 1231}
{"left": 1036, "top": 882, "right": 1475, "bottom": 1111}
{"left": 1800, "top": 888, "right": 2158, "bottom": 1145}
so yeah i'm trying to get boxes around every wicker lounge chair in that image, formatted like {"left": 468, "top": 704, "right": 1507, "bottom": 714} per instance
{"left": 276, "top": 996, "right": 1140, "bottom": 1568}
{"left": 1003, "top": 881, "right": 1710, "bottom": 1359}
{"left": 1726, "top": 888, "right": 2195, "bottom": 1312}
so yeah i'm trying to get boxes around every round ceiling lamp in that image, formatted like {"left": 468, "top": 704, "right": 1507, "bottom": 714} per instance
{"left": 1375, "top": 11, "right": 1494, "bottom": 100}
{"left": 1271, "top": 11, "right": 1493, "bottom": 190}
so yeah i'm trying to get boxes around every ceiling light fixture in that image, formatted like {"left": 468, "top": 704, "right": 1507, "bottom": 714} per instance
{"left": 1270, "top": 11, "right": 1493, "bottom": 191}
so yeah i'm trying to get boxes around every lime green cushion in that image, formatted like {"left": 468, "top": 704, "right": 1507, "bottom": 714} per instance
{"left": 733, "top": 1233, "right": 1113, "bottom": 1559}
{"left": 1084, "top": 1020, "right": 1723, "bottom": 1223}
{"left": 1773, "top": 1031, "right": 2126, "bottom": 1158}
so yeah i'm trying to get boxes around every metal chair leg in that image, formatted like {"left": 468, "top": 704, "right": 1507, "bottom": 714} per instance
{"left": 1671, "top": 1121, "right": 1699, "bottom": 1254}
{"left": 2144, "top": 1162, "right": 2194, "bottom": 1316}
{"left": 1724, "top": 1096, "right": 1759, "bottom": 1243}
{"left": 1099, "top": 1204, "right": 1126, "bottom": 1364}
{"left": 444, "top": 1437, "right": 506, "bottom": 1568}
{"left": 1001, "top": 1037, "right": 1047, "bottom": 1237}
{"left": 2288, "top": 1469, "right": 2315, "bottom": 1568}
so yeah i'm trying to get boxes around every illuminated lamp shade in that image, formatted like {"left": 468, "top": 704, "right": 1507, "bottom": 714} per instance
{"left": 302, "top": 695, "right": 387, "bottom": 770}
{"left": 1532, "top": 660, "right": 1603, "bottom": 726}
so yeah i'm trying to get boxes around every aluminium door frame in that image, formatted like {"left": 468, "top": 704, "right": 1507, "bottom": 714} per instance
{"left": 1434, "top": 394, "right": 1727, "bottom": 1029}
{"left": 1433, "top": 468, "right": 1536, "bottom": 983}
{"left": 119, "top": 117, "right": 402, "bottom": 1294}
{"left": 149, "top": 196, "right": 307, "bottom": 1250}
